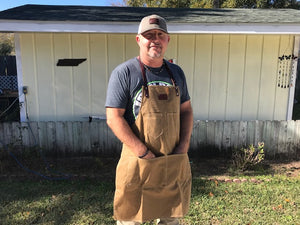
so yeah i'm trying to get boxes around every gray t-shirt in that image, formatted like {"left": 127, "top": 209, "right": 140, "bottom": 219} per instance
{"left": 105, "top": 57, "right": 190, "bottom": 125}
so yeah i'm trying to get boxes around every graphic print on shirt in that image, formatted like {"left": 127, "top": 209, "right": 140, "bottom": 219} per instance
{"left": 133, "top": 81, "right": 172, "bottom": 120}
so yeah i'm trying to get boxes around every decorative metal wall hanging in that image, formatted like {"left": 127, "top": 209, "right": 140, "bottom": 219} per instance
{"left": 56, "top": 58, "right": 87, "bottom": 67}
{"left": 277, "top": 54, "right": 298, "bottom": 88}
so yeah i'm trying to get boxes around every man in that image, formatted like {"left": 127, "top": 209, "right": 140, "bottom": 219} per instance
{"left": 105, "top": 14, "right": 193, "bottom": 225}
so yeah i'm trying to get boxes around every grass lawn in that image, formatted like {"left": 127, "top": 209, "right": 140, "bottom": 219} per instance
{"left": 0, "top": 180, "right": 115, "bottom": 225}
{"left": 0, "top": 156, "right": 299, "bottom": 225}
{"left": 186, "top": 176, "right": 299, "bottom": 225}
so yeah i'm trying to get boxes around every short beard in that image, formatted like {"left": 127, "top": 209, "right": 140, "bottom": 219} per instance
{"left": 147, "top": 48, "right": 162, "bottom": 58}
{"left": 147, "top": 52, "right": 161, "bottom": 59}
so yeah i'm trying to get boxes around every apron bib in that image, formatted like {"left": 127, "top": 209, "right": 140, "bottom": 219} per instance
{"left": 113, "top": 60, "right": 192, "bottom": 222}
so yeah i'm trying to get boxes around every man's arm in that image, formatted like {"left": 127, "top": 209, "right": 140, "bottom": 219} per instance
{"left": 106, "top": 107, "right": 155, "bottom": 159}
{"left": 173, "top": 100, "right": 193, "bottom": 154}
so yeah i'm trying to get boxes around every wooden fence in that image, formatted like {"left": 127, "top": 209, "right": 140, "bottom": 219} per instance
{"left": 0, "top": 120, "right": 300, "bottom": 158}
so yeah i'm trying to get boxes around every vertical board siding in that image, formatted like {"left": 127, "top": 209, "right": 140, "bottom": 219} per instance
{"left": 107, "top": 34, "right": 125, "bottom": 75}
{"left": 125, "top": 34, "right": 139, "bottom": 60}
{"left": 165, "top": 34, "right": 177, "bottom": 60}
{"left": 19, "top": 33, "right": 293, "bottom": 122}
{"left": 193, "top": 34, "right": 212, "bottom": 119}
{"left": 90, "top": 34, "right": 108, "bottom": 116}
{"left": 1, "top": 121, "right": 299, "bottom": 158}
{"left": 53, "top": 33, "right": 73, "bottom": 120}
{"left": 209, "top": 35, "right": 230, "bottom": 120}
{"left": 258, "top": 35, "right": 280, "bottom": 120}
{"left": 177, "top": 34, "right": 195, "bottom": 96}
{"left": 35, "top": 33, "right": 56, "bottom": 121}
{"left": 72, "top": 34, "right": 90, "bottom": 119}
{"left": 20, "top": 33, "right": 38, "bottom": 120}
{"left": 226, "top": 35, "right": 246, "bottom": 120}
{"left": 241, "top": 35, "right": 263, "bottom": 120}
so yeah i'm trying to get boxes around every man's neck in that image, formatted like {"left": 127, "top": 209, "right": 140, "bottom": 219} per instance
{"left": 140, "top": 56, "right": 164, "bottom": 68}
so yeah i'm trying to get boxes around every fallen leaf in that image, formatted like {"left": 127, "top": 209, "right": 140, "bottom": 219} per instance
{"left": 214, "top": 180, "right": 219, "bottom": 186}
{"left": 209, "top": 192, "right": 214, "bottom": 197}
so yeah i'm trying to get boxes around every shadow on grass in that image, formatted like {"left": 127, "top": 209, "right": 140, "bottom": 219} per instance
{"left": 0, "top": 179, "right": 115, "bottom": 225}
{"left": 0, "top": 150, "right": 118, "bottom": 225}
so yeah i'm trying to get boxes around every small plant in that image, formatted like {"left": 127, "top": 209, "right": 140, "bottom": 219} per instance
{"left": 231, "top": 142, "right": 265, "bottom": 171}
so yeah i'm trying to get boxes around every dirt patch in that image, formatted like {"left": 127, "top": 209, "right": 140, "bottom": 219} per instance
{"left": 193, "top": 158, "right": 300, "bottom": 177}
{"left": 268, "top": 160, "right": 300, "bottom": 177}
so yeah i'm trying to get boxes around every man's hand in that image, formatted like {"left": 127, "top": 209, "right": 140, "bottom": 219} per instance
{"left": 172, "top": 145, "right": 187, "bottom": 155}
{"left": 139, "top": 149, "right": 156, "bottom": 159}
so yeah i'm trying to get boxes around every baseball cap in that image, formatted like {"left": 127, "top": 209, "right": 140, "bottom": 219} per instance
{"left": 138, "top": 14, "right": 168, "bottom": 34}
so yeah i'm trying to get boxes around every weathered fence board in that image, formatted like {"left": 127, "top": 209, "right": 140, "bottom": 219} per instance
{"left": 0, "top": 120, "right": 299, "bottom": 158}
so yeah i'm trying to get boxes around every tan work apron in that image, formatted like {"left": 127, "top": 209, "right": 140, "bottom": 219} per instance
{"left": 113, "top": 60, "right": 192, "bottom": 222}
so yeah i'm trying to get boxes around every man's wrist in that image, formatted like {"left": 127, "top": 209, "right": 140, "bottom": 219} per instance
{"left": 138, "top": 149, "right": 149, "bottom": 158}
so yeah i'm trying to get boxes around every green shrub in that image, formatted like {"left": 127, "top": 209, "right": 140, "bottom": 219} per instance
{"left": 231, "top": 142, "right": 265, "bottom": 171}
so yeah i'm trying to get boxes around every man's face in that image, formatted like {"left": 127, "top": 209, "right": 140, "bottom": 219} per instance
{"left": 136, "top": 29, "right": 170, "bottom": 60}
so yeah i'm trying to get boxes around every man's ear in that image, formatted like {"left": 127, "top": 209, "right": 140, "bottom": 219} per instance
{"left": 136, "top": 35, "right": 140, "bottom": 44}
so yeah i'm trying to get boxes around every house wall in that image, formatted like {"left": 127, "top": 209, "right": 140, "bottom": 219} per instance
{"left": 17, "top": 32, "right": 295, "bottom": 121}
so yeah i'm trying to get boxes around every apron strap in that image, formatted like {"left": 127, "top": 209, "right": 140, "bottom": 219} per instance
{"left": 164, "top": 59, "right": 180, "bottom": 96}
{"left": 138, "top": 56, "right": 149, "bottom": 98}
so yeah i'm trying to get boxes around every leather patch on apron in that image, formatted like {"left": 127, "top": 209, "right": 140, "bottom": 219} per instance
{"left": 158, "top": 93, "right": 168, "bottom": 100}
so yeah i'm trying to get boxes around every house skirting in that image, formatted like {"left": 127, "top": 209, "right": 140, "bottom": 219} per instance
{"left": 0, "top": 120, "right": 299, "bottom": 159}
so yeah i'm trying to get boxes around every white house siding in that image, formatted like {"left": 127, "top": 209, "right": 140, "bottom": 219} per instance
{"left": 171, "top": 34, "right": 294, "bottom": 121}
{"left": 17, "top": 32, "right": 294, "bottom": 122}
{"left": 18, "top": 33, "right": 138, "bottom": 121}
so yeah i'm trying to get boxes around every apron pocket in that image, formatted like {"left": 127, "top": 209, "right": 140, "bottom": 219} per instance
{"left": 144, "top": 112, "right": 163, "bottom": 151}
{"left": 166, "top": 154, "right": 191, "bottom": 184}
{"left": 138, "top": 157, "right": 166, "bottom": 187}
{"left": 137, "top": 154, "right": 191, "bottom": 188}
{"left": 116, "top": 156, "right": 140, "bottom": 189}
{"left": 125, "top": 157, "right": 141, "bottom": 185}
{"left": 166, "top": 112, "right": 180, "bottom": 150}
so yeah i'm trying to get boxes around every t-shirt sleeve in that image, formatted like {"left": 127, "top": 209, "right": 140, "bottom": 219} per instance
{"left": 179, "top": 68, "right": 190, "bottom": 104}
{"left": 105, "top": 64, "right": 130, "bottom": 109}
